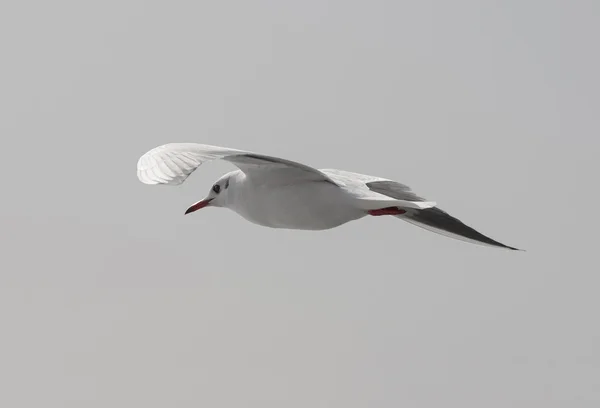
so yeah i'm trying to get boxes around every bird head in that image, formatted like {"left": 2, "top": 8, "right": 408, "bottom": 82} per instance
{"left": 184, "top": 173, "right": 233, "bottom": 214}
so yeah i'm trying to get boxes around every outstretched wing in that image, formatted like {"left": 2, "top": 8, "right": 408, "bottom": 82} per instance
{"left": 321, "top": 169, "right": 436, "bottom": 210}
{"left": 322, "top": 169, "right": 518, "bottom": 249}
{"left": 137, "top": 143, "right": 336, "bottom": 186}
{"left": 398, "top": 207, "right": 520, "bottom": 250}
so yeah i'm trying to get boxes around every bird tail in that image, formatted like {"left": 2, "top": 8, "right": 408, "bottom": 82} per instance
{"left": 396, "top": 207, "right": 520, "bottom": 250}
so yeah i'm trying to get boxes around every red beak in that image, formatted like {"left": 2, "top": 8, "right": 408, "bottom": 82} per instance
{"left": 184, "top": 198, "right": 213, "bottom": 215}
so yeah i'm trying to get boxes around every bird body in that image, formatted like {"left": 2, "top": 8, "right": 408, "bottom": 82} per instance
{"left": 226, "top": 171, "right": 366, "bottom": 230}
{"left": 137, "top": 143, "right": 519, "bottom": 250}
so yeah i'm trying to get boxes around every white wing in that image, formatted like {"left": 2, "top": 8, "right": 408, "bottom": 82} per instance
{"left": 321, "top": 169, "right": 436, "bottom": 210}
{"left": 137, "top": 143, "right": 336, "bottom": 186}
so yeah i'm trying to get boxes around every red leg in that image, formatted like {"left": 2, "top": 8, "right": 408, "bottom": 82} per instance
{"left": 368, "top": 207, "right": 407, "bottom": 216}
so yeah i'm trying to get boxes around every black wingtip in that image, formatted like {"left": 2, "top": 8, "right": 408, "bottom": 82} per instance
{"left": 404, "top": 207, "right": 522, "bottom": 252}
{"left": 504, "top": 245, "right": 522, "bottom": 251}
{"left": 507, "top": 246, "right": 525, "bottom": 252}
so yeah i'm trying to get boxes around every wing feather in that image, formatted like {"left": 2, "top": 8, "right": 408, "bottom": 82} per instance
{"left": 321, "top": 169, "right": 436, "bottom": 210}
{"left": 137, "top": 143, "right": 334, "bottom": 186}
{"left": 397, "top": 207, "right": 520, "bottom": 250}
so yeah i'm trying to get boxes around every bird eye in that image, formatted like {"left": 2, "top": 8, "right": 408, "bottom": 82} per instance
{"left": 212, "top": 184, "right": 221, "bottom": 194}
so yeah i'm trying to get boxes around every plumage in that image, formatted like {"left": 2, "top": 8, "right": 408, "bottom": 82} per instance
{"left": 137, "top": 143, "right": 519, "bottom": 250}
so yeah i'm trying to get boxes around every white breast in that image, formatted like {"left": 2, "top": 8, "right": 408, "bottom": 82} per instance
{"left": 228, "top": 179, "right": 366, "bottom": 230}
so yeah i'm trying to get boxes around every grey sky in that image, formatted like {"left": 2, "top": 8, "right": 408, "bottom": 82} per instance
{"left": 1, "top": 1, "right": 598, "bottom": 407}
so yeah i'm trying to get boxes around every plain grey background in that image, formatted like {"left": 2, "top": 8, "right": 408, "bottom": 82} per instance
{"left": 1, "top": 1, "right": 598, "bottom": 407}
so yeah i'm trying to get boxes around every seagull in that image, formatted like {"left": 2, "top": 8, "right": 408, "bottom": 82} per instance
{"left": 137, "top": 143, "right": 519, "bottom": 250}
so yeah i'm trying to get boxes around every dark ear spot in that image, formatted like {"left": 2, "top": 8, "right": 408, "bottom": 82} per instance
{"left": 225, "top": 179, "right": 230, "bottom": 189}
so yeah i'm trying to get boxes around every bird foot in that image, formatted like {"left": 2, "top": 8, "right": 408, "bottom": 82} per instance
{"left": 368, "top": 207, "right": 406, "bottom": 216}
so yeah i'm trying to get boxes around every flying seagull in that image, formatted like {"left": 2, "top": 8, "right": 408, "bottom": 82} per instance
{"left": 137, "top": 143, "right": 519, "bottom": 250}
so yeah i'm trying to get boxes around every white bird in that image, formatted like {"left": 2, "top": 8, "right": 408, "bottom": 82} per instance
{"left": 137, "top": 143, "right": 519, "bottom": 250}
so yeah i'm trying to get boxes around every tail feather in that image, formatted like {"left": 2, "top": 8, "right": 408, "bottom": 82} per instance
{"left": 397, "top": 207, "right": 520, "bottom": 251}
